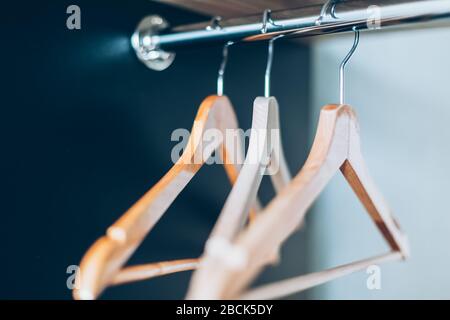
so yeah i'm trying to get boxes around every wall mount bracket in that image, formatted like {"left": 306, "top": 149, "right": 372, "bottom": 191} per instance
{"left": 131, "top": 15, "right": 175, "bottom": 71}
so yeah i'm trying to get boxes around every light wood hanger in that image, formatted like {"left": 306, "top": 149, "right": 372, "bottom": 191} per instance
{"left": 187, "top": 37, "right": 292, "bottom": 298}
{"left": 205, "top": 36, "right": 292, "bottom": 242}
{"left": 186, "top": 30, "right": 409, "bottom": 300}
{"left": 111, "top": 258, "right": 199, "bottom": 286}
{"left": 73, "top": 94, "right": 260, "bottom": 299}
{"left": 187, "top": 103, "right": 409, "bottom": 299}
{"left": 206, "top": 96, "right": 291, "bottom": 241}
{"left": 240, "top": 252, "right": 402, "bottom": 300}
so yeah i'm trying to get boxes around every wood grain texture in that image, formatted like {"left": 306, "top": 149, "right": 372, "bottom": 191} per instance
{"left": 73, "top": 95, "right": 260, "bottom": 300}
{"left": 186, "top": 104, "right": 409, "bottom": 299}
{"left": 155, "top": 0, "right": 324, "bottom": 18}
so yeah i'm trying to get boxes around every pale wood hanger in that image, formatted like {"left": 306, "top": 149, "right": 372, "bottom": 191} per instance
{"left": 186, "top": 30, "right": 409, "bottom": 300}
{"left": 186, "top": 96, "right": 292, "bottom": 299}
{"left": 111, "top": 258, "right": 199, "bottom": 286}
{"left": 207, "top": 96, "right": 291, "bottom": 242}
{"left": 186, "top": 37, "right": 293, "bottom": 298}
{"left": 187, "top": 104, "right": 409, "bottom": 299}
{"left": 205, "top": 36, "right": 292, "bottom": 242}
{"left": 73, "top": 95, "right": 260, "bottom": 299}
{"left": 240, "top": 252, "right": 402, "bottom": 300}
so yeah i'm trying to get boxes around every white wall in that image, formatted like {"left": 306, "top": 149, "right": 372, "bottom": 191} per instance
{"left": 308, "top": 26, "right": 450, "bottom": 299}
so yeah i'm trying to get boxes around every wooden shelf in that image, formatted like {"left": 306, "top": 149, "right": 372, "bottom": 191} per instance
{"left": 155, "top": 0, "right": 324, "bottom": 18}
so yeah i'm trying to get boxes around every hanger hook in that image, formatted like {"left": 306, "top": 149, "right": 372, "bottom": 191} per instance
{"left": 217, "top": 41, "right": 234, "bottom": 96}
{"left": 206, "top": 16, "right": 223, "bottom": 31}
{"left": 315, "top": 0, "right": 339, "bottom": 26}
{"left": 261, "top": 9, "right": 283, "bottom": 33}
{"left": 339, "top": 27, "right": 360, "bottom": 105}
{"left": 264, "top": 35, "right": 284, "bottom": 98}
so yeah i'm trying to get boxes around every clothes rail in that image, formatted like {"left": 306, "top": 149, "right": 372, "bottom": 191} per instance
{"left": 132, "top": 0, "right": 450, "bottom": 70}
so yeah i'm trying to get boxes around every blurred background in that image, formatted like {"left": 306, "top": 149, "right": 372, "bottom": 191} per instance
{"left": 1, "top": 0, "right": 449, "bottom": 299}
{"left": 310, "top": 26, "right": 450, "bottom": 299}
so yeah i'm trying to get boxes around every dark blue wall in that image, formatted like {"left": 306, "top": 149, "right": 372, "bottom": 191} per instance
{"left": 0, "top": 0, "right": 310, "bottom": 299}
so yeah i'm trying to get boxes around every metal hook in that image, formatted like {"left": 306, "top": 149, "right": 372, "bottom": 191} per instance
{"left": 339, "top": 27, "right": 360, "bottom": 105}
{"left": 217, "top": 41, "right": 234, "bottom": 96}
{"left": 315, "top": 0, "right": 340, "bottom": 26}
{"left": 261, "top": 9, "right": 283, "bottom": 33}
{"left": 264, "top": 35, "right": 284, "bottom": 98}
{"left": 206, "top": 16, "right": 223, "bottom": 31}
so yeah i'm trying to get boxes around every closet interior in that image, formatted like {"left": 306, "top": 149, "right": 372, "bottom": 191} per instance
{"left": 73, "top": 0, "right": 450, "bottom": 300}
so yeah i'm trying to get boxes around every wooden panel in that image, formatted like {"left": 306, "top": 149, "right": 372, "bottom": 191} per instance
{"left": 155, "top": 0, "right": 324, "bottom": 18}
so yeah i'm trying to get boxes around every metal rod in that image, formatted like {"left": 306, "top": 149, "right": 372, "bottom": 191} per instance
{"left": 162, "top": 0, "right": 449, "bottom": 47}
{"left": 133, "top": 0, "right": 450, "bottom": 70}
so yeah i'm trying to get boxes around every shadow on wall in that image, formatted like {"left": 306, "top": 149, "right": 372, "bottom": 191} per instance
{"left": 0, "top": 0, "right": 311, "bottom": 299}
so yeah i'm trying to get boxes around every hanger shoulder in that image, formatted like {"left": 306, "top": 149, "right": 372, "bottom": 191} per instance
{"left": 264, "top": 97, "right": 292, "bottom": 192}
{"left": 241, "top": 104, "right": 351, "bottom": 260}
{"left": 186, "top": 97, "right": 294, "bottom": 299}
{"left": 74, "top": 95, "right": 252, "bottom": 300}
{"left": 341, "top": 112, "right": 409, "bottom": 256}
{"left": 201, "top": 104, "right": 408, "bottom": 299}
{"left": 202, "top": 97, "right": 292, "bottom": 242}
{"left": 186, "top": 104, "right": 349, "bottom": 299}
{"left": 188, "top": 104, "right": 403, "bottom": 299}
{"left": 206, "top": 97, "right": 282, "bottom": 241}
{"left": 107, "top": 95, "right": 235, "bottom": 241}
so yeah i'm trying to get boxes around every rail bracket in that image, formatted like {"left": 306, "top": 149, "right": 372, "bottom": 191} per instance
{"left": 131, "top": 15, "right": 175, "bottom": 71}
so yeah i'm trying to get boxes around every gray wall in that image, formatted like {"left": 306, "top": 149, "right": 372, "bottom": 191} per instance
{"left": 308, "top": 26, "right": 450, "bottom": 299}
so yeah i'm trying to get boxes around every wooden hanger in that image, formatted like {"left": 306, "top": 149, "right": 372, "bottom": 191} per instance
{"left": 186, "top": 30, "right": 409, "bottom": 300}
{"left": 73, "top": 95, "right": 260, "bottom": 299}
{"left": 187, "top": 104, "right": 409, "bottom": 299}
{"left": 240, "top": 252, "right": 403, "bottom": 300}
{"left": 202, "top": 36, "right": 293, "bottom": 242}
{"left": 111, "top": 258, "right": 199, "bottom": 286}
{"left": 207, "top": 96, "right": 291, "bottom": 241}
{"left": 187, "top": 37, "right": 294, "bottom": 297}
